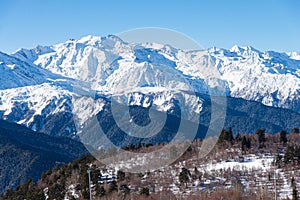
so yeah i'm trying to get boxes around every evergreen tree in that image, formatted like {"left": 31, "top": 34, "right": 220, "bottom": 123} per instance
{"left": 280, "top": 130, "right": 288, "bottom": 144}
{"left": 219, "top": 128, "right": 234, "bottom": 143}
{"left": 284, "top": 146, "right": 295, "bottom": 164}
{"left": 91, "top": 165, "right": 100, "bottom": 184}
{"left": 291, "top": 176, "right": 295, "bottom": 187}
{"left": 90, "top": 165, "right": 101, "bottom": 194}
{"left": 194, "top": 166, "right": 198, "bottom": 174}
{"left": 241, "top": 136, "right": 251, "bottom": 151}
{"left": 293, "top": 186, "right": 298, "bottom": 200}
{"left": 256, "top": 129, "right": 266, "bottom": 146}
{"left": 117, "top": 170, "right": 126, "bottom": 181}
{"left": 179, "top": 168, "right": 191, "bottom": 188}
{"left": 295, "top": 146, "right": 300, "bottom": 164}
{"left": 246, "top": 138, "right": 251, "bottom": 149}
{"left": 140, "top": 187, "right": 150, "bottom": 196}
{"left": 242, "top": 136, "right": 247, "bottom": 151}
{"left": 79, "top": 164, "right": 89, "bottom": 199}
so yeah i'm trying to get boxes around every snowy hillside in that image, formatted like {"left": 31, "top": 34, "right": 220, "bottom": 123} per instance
{"left": 13, "top": 35, "right": 300, "bottom": 111}
{"left": 208, "top": 46, "right": 300, "bottom": 110}
{"left": 0, "top": 35, "right": 299, "bottom": 136}
{"left": 0, "top": 52, "right": 61, "bottom": 90}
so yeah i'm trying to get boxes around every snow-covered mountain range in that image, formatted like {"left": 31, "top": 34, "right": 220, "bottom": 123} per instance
{"left": 0, "top": 35, "right": 299, "bottom": 137}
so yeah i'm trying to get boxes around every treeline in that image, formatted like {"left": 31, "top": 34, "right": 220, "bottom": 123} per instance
{"left": 2, "top": 127, "right": 300, "bottom": 200}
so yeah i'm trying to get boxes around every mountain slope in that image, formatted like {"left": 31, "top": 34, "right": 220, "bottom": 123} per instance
{"left": 0, "top": 34, "right": 299, "bottom": 195}
{"left": 0, "top": 52, "right": 62, "bottom": 90}
{"left": 4, "top": 132, "right": 300, "bottom": 200}
{"left": 207, "top": 46, "right": 300, "bottom": 111}
{"left": 0, "top": 35, "right": 298, "bottom": 138}
{"left": 0, "top": 120, "right": 88, "bottom": 193}
{"left": 13, "top": 36, "right": 300, "bottom": 112}
{"left": 0, "top": 83, "right": 77, "bottom": 137}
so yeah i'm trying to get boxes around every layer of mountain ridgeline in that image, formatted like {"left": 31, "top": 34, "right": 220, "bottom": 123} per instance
{"left": 82, "top": 95, "right": 300, "bottom": 148}
{"left": 0, "top": 35, "right": 299, "bottom": 138}
{"left": 3, "top": 129, "right": 300, "bottom": 200}
{"left": 0, "top": 120, "right": 88, "bottom": 194}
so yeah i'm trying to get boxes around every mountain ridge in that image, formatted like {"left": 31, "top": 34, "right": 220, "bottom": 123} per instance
{"left": 11, "top": 35, "right": 300, "bottom": 110}
{"left": 0, "top": 35, "right": 299, "bottom": 138}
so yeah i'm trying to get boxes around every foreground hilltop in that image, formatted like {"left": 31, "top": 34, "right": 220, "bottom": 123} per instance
{"left": 3, "top": 129, "right": 300, "bottom": 200}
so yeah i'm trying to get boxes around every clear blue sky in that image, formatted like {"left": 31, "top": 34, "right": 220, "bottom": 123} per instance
{"left": 0, "top": 0, "right": 299, "bottom": 53}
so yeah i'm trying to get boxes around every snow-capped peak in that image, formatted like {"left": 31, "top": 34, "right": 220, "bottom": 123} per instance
{"left": 286, "top": 51, "right": 300, "bottom": 60}
{"left": 6, "top": 35, "right": 299, "bottom": 112}
{"left": 230, "top": 45, "right": 260, "bottom": 54}
{"left": 12, "top": 45, "right": 55, "bottom": 63}
{"left": 77, "top": 35, "right": 101, "bottom": 43}
{"left": 74, "top": 34, "right": 125, "bottom": 47}
{"left": 230, "top": 45, "right": 244, "bottom": 53}
{"left": 0, "top": 34, "right": 299, "bottom": 137}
